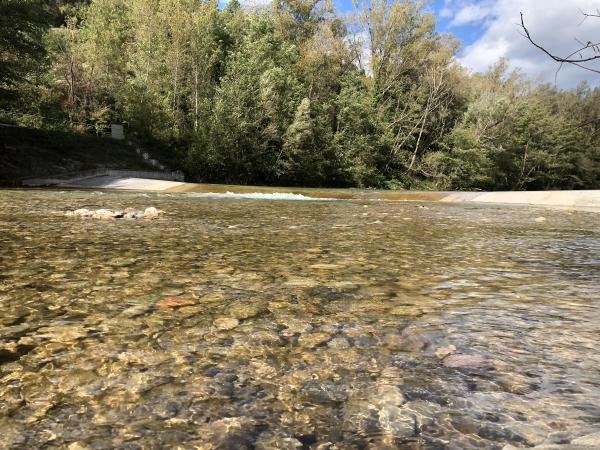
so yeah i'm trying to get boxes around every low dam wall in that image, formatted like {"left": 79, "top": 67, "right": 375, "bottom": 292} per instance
{"left": 22, "top": 169, "right": 185, "bottom": 187}
{"left": 22, "top": 173, "right": 600, "bottom": 210}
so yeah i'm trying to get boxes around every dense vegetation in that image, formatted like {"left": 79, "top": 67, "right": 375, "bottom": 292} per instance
{"left": 1, "top": 0, "right": 599, "bottom": 190}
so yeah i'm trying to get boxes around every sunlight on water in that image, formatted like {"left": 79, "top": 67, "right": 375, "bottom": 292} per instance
{"left": 0, "top": 189, "right": 599, "bottom": 449}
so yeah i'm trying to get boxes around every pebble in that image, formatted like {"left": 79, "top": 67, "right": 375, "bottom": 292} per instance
{"left": 435, "top": 344, "right": 457, "bottom": 359}
{"left": 298, "top": 332, "right": 331, "bottom": 348}
{"left": 157, "top": 296, "right": 197, "bottom": 308}
{"left": 327, "top": 336, "right": 351, "bottom": 350}
{"left": 255, "top": 431, "right": 303, "bottom": 450}
{"left": 213, "top": 318, "right": 239, "bottom": 330}
{"left": 572, "top": 432, "right": 600, "bottom": 446}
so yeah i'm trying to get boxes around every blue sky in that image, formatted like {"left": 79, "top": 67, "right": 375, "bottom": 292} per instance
{"left": 333, "top": 0, "right": 484, "bottom": 49}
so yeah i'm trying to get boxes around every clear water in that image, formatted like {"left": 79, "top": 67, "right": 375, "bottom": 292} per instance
{"left": 0, "top": 189, "right": 599, "bottom": 449}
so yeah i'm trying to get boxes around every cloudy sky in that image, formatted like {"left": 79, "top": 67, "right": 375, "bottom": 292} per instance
{"left": 332, "top": 0, "right": 600, "bottom": 89}
{"left": 430, "top": 0, "right": 600, "bottom": 89}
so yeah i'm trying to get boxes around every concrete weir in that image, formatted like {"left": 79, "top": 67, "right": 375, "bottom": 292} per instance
{"left": 57, "top": 175, "right": 600, "bottom": 210}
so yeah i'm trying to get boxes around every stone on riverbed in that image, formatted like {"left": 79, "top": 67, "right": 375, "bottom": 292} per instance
{"left": 213, "top": 317, "right": 240, "bottom": 330}
{"left": 255, "top": 431, "right": 303, "bottom": 450}
{"left": 143, "top": 207, "right": 161, "bottom": 219}
{"left": 65, "top": 207, "right": 164, "bottom": 220}
{"left": 157, "top": 296, "right": 197, "bottom": 308}
{"left": 572, "top": 432, "right": 600, "bottom": 445}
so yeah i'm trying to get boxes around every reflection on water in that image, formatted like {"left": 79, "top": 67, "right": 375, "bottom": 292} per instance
{"left": 1, "top": 189, "right": 599, "bottom": 449}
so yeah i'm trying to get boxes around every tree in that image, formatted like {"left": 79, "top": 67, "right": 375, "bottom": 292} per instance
{"left": 0, "top": 0, "right": 57, "bottom": 99}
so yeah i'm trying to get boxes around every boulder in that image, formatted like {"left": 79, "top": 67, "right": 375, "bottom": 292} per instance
{"left": 143, "top": 207, "right": 163, "bottom": 219}
{"left": 92, "top": 209, "right": 116, "bottom": 220}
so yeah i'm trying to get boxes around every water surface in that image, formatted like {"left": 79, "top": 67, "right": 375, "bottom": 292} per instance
{"left": 1, "top": 189, "right": 599, "bottom": 449}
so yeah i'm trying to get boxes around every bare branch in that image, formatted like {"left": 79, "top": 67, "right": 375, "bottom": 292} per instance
{"left": 520, "top": 12, "right": 600, "bottom": 75}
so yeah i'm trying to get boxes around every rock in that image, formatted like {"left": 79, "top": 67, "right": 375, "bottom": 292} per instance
{"left": 374, "top": 385, "right": 406, "bottom": 407}
{"left": 298, "top": 332, "right": 330, "bottom": 348}
{"left": 280, "top": 320, "right": 313, "bottom": 337}
{"left": 435, "top": 344, "right": 456, "bottom": 359}
{"left": 92, "top": 209, "right": 116, "bottom": 220}
{"left": 35, "top": 325, "right": 87, "bottom": 341}
{"left": 572, "top": 432, "right": 600, "bottom": 446}
{"left": 327, "top": 336, "right": 351, "bottom": 350}
{"left": 67, "top": 441, "right": 90, "bottom": 450}
{"left": 121, "top": 303, "right": 154, "bottom": 317}
{"left": 303, "top": 381, "right": 348, "bottom": 404}
{"left": 68, "top": 206, "right": 164, "bottom": 220}
{"left": 496, "top": 374, "right": 537, "bottom": 395}
{"left": 72, "top": 208, "right": 92, "bottom": 217}
{"left": 378, "top": 405, "right": 416, "bottom": 439}
{"left": 202, "top": 417, "right": 256, "bottom": 449}
{"left": 227, "top": 301, "right": 264, "bottom": 320}
{"left": 143, "top": 207, "right": 163, "bottom": 219}
{"left": 213, "top": 318, "right": 239, "bottom": 330}
{"left": 478, "top": 424, "right": 527, "bottom": 445}
{"left": 255, "top": 431, "right": 303, "bottom": 450}
{"left": 157, "top": 296, "right": 196, "bottom": 308}
{"left": 508, "top": 423, "right": 550, "bottom": 446}
{"left": 443, "top": 354, "right": 489, "bottom": 369}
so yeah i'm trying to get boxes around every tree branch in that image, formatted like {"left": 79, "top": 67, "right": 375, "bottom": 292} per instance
{"left": 520, "top": 12, "right": 600, "bottom": 74}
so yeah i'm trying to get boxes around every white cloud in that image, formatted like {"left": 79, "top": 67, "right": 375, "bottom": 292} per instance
{"left": 450, "top": 3, "right": 493, "bottom": 27}
{"left": 443, "top": 0, "right": 600, "bottom": 88}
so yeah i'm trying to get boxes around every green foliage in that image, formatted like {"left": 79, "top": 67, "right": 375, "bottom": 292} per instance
{"left": 2, "top": 0, "right": 599, "bottom": 190}
{"left": 0, "top": 0, "right": 57, "bottom": 100}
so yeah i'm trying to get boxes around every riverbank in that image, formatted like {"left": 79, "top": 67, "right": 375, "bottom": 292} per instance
{"left": 51, "top": 175, "right": 600, "bottom": 210}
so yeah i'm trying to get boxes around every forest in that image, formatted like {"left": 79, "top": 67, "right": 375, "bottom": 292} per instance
{"left": 1, "top": 0, "right": 599, "bottom": 190}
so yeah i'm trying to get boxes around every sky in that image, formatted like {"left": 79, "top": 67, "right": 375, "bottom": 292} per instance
{"left": 428, "top": 0, "right": 600, "bottom": 89}
{"left": 238, "top": 0, "right": 600, "bottom": 89}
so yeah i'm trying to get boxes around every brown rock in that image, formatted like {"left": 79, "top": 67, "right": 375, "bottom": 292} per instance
{"left": 157, "top": 296, "right": 196, "bottom": 308}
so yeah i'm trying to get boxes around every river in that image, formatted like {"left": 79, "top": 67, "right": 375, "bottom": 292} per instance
{"left": 0, "top": 189, "right": 599, "bottom": 449}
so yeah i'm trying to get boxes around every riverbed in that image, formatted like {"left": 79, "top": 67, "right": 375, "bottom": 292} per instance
{"left": 1, "top": 189, "right": 599, "bottom": 449}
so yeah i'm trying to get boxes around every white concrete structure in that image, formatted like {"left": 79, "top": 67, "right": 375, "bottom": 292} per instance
{"left": 111, "top": 124, "right": 125, "bottom": 140}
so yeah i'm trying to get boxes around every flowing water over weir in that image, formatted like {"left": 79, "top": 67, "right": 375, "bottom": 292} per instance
{"left": 0, "top": 189, "right": 599, "bottom": 449}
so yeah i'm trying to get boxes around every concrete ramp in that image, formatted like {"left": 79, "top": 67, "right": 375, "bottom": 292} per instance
{"left": 61, "top": 175, "right": 185, "bottom": 191}
{"left": 462, "top": 190, "right": 600, "bottom": 208}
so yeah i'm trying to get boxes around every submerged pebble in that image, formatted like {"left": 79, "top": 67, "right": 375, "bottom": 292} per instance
{"left": 157, "top": 296, "right": 196, "bottom": 308}
{"left": 213, "top": 317, "right": 240, "bottom": 330}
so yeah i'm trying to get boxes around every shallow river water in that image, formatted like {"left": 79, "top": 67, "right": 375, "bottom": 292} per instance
{"left": 1, "top": 189, "right": 599, "bottom": 449}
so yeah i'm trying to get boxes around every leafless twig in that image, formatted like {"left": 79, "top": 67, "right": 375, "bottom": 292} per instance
{"left": 520, "top": 11, "right": 600, "bottom": 75}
